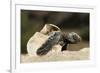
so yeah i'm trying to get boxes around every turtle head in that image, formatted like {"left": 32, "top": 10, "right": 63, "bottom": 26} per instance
{"left": 66, "top": 32, "right": 81, "bottom": 44}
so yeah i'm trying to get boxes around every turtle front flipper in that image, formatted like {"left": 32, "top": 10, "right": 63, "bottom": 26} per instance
{"left": 61, "top": 43, "right": 69, "bottom": 51}
{"left": 36, "top": 31, "right": 62, "bottom": 56}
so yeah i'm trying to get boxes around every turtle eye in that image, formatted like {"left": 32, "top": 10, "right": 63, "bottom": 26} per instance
{"left": 73, "top": 35, "right": 77, "bottom": 40}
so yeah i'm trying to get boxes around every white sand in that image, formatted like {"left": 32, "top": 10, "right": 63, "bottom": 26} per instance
{"left": 21, "top": 48, "right": 89, "bottom": 63}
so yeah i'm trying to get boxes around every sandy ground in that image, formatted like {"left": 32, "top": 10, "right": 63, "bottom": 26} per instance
{"left": 21, "top": 48, "right": 89, "bottom": 63}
